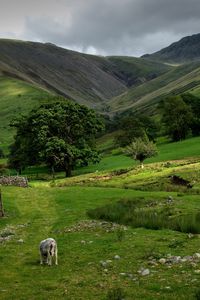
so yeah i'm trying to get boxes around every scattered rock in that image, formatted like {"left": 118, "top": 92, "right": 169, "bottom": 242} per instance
{"left": 141, "top": 269, "right": 150, "bottom": 276}
{"left": 193, "top": 253, "right": 200, "bottom": 259}
{"left": 148, "top": 253, "right": 200, "bottom": 267}
{"left": 138, "top": 267, "right": 150, "bottom": 276}
{"left": 106, "top": 260, "right": 112, "bottom": 264}
{"left": 64, "top": 220, "right": 127, "bottom": 233}
{"left": 100, "top": 261, "right": 107, "bottom": 268}
{"left": 114, "top": 255, "right": 121, "bottom": 260}
{"left": 159, "top": 258, "right": 166, "bottom": 264}
{"left": 166, "top": 196, "right": 173, "bottom": 204}
{"left": 17, "top": 239, "right": 24, "bottom": 243}
{"left": 188, "top": 233, "right": 194, "bottom": 239}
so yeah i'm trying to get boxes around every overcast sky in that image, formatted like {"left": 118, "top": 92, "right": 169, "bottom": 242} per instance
{"left": 0, "top": 0, "right": 200, "bottom": 56}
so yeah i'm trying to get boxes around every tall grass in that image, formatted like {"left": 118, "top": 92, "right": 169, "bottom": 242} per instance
{"left": 88, "top": 198, "right": 200, "bottom": 234}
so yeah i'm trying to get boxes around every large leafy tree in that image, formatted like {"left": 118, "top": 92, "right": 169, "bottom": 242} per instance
{"left": 9, "top": 101, "right": 104, "bottom": 176}
{"left": 161, "top": 96, "right": 193, "bottom": 141}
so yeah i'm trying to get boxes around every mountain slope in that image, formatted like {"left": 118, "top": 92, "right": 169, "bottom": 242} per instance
{"left": 142, "top": 33, "right": 200, "bottom": 64}
{"left": 110, "top": 62, "right": 200, "bottom": 114}
{"left": 0, "top": 39, "right": 171, "bottom": 111}
{"left": 0, "top": 76, "right": 54, "bottom": 150}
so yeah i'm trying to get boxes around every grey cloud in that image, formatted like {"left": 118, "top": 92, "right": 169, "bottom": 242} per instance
{"left": 1, "top": 0, "right": 200, "bottom": 56}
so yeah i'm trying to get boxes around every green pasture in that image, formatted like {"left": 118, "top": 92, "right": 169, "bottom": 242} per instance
{"left": 1, "top": 186, "right": 200, "bottom": 299}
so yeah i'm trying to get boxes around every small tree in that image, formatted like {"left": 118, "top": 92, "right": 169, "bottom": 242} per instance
{"left": 124, "top": 137, "right": 158, "bottom": 168}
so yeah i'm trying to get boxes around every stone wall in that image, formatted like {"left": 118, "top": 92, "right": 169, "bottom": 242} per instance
{"left": 0, "top": 176, "right": 28, "bottom": 187}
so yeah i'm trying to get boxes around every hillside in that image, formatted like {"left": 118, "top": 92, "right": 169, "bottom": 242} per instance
{"left": 110, "top": 61, "right": 200, "bottom": 114}
{"left": 0, "top": 39, "right": 170, "bottom": 112}
{"left": 0, "top": 77, "right": 55, "bottom": 151}
{"left": 142, "top": 33, "right": 200, "bottom": 64}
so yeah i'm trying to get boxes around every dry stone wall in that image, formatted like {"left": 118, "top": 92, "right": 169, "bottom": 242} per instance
{"left": 0, "top": 176, "right": 28, "bottom": 187}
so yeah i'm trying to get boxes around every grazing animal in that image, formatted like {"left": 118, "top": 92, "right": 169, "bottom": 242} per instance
{"left": 39, "top": 238, "right": 58, "bottom": 266}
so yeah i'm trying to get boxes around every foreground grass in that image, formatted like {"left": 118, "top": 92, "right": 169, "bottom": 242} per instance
{"left": 0, "top": 186, "right": 200, "bottom": 299}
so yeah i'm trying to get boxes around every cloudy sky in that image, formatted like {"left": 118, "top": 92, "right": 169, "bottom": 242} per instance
{"left": 0, "top": 0, "right": 200, "bottom": 56}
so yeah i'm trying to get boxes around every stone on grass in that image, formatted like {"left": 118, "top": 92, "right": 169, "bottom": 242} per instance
{"left": 193, "top": 253, "right": 200, "bottom": 259}
{"left": 159, "top": 258, "right": 166, "bottom": 264}
{"left": 18, "top": 239, "right": 24, "bottom": 243}
{"left": 106, "top": 260, "right": 112, "bottom": 264}
{"left": 141, "top": 269, "right": 150, "bottom": 276}
{"left": 100, "top": 261, "right": 107, "bottom": 267}
{"left": 119, "top": 273, "right": 126, "bottom": 276}
{"left": 138, "top": 267, "right": 150, "bottom": 276}
{"left": 114, "top": 255, "right": 121, "bottom": 260}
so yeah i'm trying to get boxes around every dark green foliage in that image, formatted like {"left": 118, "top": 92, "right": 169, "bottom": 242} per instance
{"left": 195, "top": 289, "right": 200, "bottom": 300}
{"left": 9, "top": 100, "right": 104, "bottom": 176}
{"left": 182, "top": 93, "right": 200, "bottom": 136}
{"left": 161, "top": 93, "right": 200, "bottom": 141}
{"left": 161, "top": 96, "right": 193, "bottom": 141}
{"left": 115, "top": 114, "right": 158, "bottom": 147}
{"left": 106, "top": 287, "right": 126, "bottom": 300}
{"left": 88, "top": 198, "right": 200, "bottom": 234}
{"left": 0, "top": 148, "right": 5, "bottom": 158}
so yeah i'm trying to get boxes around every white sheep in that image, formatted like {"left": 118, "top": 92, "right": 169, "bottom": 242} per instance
{"left": 39, "top": 238, "right": 58, "bottom": 266}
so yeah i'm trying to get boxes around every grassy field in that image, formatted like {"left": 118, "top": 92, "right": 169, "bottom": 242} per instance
{"left": 1, "top": 133, "right": 200, "bottom": 299}
{"left": 1, "top": 72, "right": 200, "bottom": 299}
{"left": 1, "top": 186, "right": 200, "bottom": 300}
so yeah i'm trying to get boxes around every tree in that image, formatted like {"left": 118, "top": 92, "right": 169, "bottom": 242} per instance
{"left": 115, "top": 115, "right": 158, "bottom": 147}
{"left": 9, "top": 100, "right": 104, "bottom": 177}
{"left": 161, "top": 96, "right": 193, "bottom": 141}
{"left": 124, "top": 137, "right": 158, "bottom": 168}
{"left": 182, "top": 93, "right": 200, "bottom": 136}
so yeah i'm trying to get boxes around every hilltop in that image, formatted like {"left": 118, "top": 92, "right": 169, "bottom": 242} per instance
{"left": 142, "top": 33, "right": 200, "bottom": 64}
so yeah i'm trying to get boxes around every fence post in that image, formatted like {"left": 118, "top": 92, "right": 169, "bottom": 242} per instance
{"left": 0, "top": 188, "right": 4, "bottom": 217}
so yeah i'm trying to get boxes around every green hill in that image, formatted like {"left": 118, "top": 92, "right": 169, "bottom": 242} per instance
{"left": 0, "top": 39, "right": 170, "bottom": 113}
{"left": 109, "top": 62, "right": 200, "bottom": 114}
{"left": 0, "top": 77, "right": 54, "bottom": 151}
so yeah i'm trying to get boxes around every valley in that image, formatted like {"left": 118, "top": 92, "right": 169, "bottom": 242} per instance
{"left": 1, "top": 34, "right": 200, "bottom": 299}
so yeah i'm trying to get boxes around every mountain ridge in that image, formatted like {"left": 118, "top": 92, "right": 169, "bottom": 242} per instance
{"left": 0, "top": 39, "right": 170, "bottom": 111}
{"left": 142, "top": 33, "right": 200, "bottom": 63}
